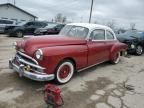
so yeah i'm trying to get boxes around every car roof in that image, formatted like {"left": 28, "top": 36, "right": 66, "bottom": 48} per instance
{"left": 67, "top": 23, "right": 112, "bottom": 31}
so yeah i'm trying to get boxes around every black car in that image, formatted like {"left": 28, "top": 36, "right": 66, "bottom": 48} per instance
{"left": 0, "top": 19, "right": 16, "bottom": 33}
{"left": 117, "top": 30, "right": 144, "bottom": 55}
{"left": 5, "top": 21, "right": 26, "bottom": 34}
{"left": 34, "top": 23, "right": 65, "bottom": 35}
{"left": 5, "top": 21, "right": 48, "bottom": 37}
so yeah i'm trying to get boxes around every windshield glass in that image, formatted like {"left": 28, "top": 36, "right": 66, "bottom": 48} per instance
{"left": 119, "top": 30, "right": 142, "bottom": 38}
{"left": 46, "top": 23, "right": 57, "bottom": 28}
{"left": 59, "top": 25, "right": 89, "bottom": 39}
{"left": 16, "top": 22, "right": 27, "bottom": 26}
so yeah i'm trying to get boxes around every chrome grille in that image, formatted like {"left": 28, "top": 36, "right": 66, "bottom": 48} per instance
{"left": 16, "top": 51, "right": 38, "bottom": 65}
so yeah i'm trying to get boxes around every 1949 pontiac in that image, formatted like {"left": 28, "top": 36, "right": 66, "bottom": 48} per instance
{"left": 9, "top": 23, "right": 127, "bottom": 84}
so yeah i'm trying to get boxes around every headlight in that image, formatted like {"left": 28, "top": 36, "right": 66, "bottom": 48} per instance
{"left": 131, "top": 44, "right": 135, "bottom": 49}
{"left": 35, "top": 49, "right": 43, "bottom": 60}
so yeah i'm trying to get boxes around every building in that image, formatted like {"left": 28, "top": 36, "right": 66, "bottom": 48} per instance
{"left": 0, "top": 3, "right": 37, "bottom": 23}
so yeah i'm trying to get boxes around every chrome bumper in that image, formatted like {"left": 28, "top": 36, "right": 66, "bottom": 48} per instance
{"left": 9, "top": 52, "right": 55, "bottom": 81}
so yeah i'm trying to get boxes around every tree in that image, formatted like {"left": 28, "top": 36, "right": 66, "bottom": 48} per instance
{"left": 130, "top": 23, "right": 136, "bottom": 30}
{"left": 55, "top": 13, "right": 67, "bottom": 23}
{"left": 106, "top": 20, "right": 116, "bottom": 30}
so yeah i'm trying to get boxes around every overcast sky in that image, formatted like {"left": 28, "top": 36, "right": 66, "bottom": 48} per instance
{"left": 0, "top": 0, "right": 144, "bottom": 30}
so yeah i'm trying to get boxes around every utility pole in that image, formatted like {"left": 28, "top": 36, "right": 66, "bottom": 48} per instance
{"left": 14, "top": 0, "right": 16, "bottom": 5}
{"left": 89, "top": 0, "right": 94, "bottom": 23}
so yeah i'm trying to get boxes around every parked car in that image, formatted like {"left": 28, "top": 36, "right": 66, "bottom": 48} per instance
{"left": 0, "top": 19, "right": 16, "bottom": 33}
{"left": 6, "top": 21, "right": 48, "bottom": 37}
{"left": 5, "top": 21, "right": 27, "bottom": 34}
{"left": 9, "top": 23, "right": 127, "bottom": 84}
{"left": 117, "top": 30, "right": 144, "bottom": 55}
{"left": 34, "top": 23, "right": 65, "bottom": 35}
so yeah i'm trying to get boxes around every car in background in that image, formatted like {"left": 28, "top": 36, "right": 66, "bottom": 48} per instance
{"left": 9, "top": 23, "right": 127, "bottom": 84}
{"left": 117, "top": 30, "right": 144, "bottom": 55}
{"left": 0, "top": 19, "right": 16, "bottom": 33}
{"left": 34, "top": 23, "right": 65, "bottom": 35}
{"left": 6, "top": 21, "right": 48, "bottom": 37}
{"left": 5, "top": 21, "right": 27, "bottom": 34}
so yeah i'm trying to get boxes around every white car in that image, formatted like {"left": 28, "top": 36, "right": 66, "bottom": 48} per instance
{"left": 0, "top": 19, "right": 16, "bottom": 33}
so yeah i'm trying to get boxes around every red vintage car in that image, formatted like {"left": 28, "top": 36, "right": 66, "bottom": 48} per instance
{"left": 9, "top": 23, "right": 127, "bottom": 84}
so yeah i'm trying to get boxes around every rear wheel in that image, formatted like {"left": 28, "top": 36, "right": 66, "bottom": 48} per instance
{"left": 111, "top": 52, "right": 120, "bottom": 64}
{"left": 16, "top": 31, "right": 23, "bottom": 38}
{"left": 55, "top": 60, "right": 74, "bottom": 84}
{"left": 135, "top": 45, "right": 143, "bottom": 56}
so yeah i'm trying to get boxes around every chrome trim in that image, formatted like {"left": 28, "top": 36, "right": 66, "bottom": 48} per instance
{"left": 9, "top": 59, "right": 55, "bottom": 81}
{"left": 17, "top": 56, "right": 45, "bottom": 70}
{"left": 18, "top": 51, "right": 38, "bottom": 65}
{"left": 78, "top": 60, "right": 107, "bottom": 72}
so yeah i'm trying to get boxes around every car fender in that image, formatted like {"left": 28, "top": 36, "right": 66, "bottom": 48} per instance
{"left": 110, "top": 42, "right": 127, "bottom": 60}
{"left": 39, "top": 45, "right": 88, "bottom": 74}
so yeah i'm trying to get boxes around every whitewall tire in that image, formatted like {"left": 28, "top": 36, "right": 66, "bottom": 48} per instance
{"left": 111, "top": 52, "right": 120, "bottom": 64}
{"left": 55, "top": 60, "right": 74, "bottom": 84}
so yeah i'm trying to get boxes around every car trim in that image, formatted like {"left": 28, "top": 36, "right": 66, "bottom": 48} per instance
{"left": 18, "top": 51, "right": 39, "bottom": 65}
{"left": 77, "top": 60, "right": 107, "bottom": 72}
{"left": 9, "top": 59, "right": 54, "bottom": 81}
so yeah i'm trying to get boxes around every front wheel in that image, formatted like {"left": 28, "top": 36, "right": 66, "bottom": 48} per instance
{"left": 111, "top": 52, "right": 120, "bottom": 64}
{"left": 135, "top": 45, "right": 143, "bottom": 56}
{"left": 16, "top": 31, "right": 23, "bottom": 38}
{"left": 55, "top": 60, "right": 74, "bottom": 84}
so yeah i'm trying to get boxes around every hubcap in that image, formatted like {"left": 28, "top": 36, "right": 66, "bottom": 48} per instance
{"left": 57, "top": 62, "right": 74, "bottom": 84}
{"left": 17, "top": 32, "right": 22, "bottom": 37}
{"left": 59, "top": 65, "right": 70, "bottom": 79}
{"left": 136, "top": 46, "right": 143, "bottom": 55}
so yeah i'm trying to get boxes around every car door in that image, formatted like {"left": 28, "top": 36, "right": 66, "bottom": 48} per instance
{"left": 24, "top": 22, "right": 35, "bottom": 35}
{"left": 87, "top": 29, "right": 109, "bottom": 66}
{"left": 105, "top": 30, "right": 117, "bottom": 58}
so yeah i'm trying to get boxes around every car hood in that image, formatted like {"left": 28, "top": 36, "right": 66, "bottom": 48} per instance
{"left": 117, "top": 35, "right": 137, "bottom": 43}
{"left": 17, "top": 35, "right": 87, "bottom": 56}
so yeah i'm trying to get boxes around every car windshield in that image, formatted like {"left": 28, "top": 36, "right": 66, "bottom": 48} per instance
{"left": 118, "top": 30, "right": 143, "bottom": 38}
{"left": 59, "top": 25, "right": 89, "bottom": 39}
{"left": 16, "top": 22, "right": 27, "bottom": 26}
{"left": 45, "top": 23, "right": 57, "bottom": 29}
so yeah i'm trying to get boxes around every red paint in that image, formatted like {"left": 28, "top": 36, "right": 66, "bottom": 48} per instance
{"left": 44, "top": 84, "right": 63, "bottom": 107}
{"left": 16, "top": 35, "right": 127, "bottom": 74}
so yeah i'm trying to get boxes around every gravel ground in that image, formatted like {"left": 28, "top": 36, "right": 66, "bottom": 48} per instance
{"left": 0, "top": 35, "right": 144, "bottom": 108}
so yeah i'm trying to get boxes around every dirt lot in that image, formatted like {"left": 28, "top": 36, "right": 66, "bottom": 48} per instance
{"left": 0, "top": 35, "right": 144, "bottom": 108}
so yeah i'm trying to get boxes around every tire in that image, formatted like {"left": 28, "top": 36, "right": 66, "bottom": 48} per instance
{"left": 16, "top": 30, "right": 23, "bottom": 38}
{"left": 135, "top": 45, "right": 143, "bottom": 56}
{"left": 111, "top": 52, "right": 120, "bottom": 64}
{"left": 55, "top": 60, "right": 74, "bottom": 84}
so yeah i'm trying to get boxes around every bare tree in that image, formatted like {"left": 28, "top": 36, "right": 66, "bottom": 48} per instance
{"left": 55, "top": 13, "right": 67, "bottom": 23}
{"left": 106, "top": 20, "right": 116, "bottom": 29}
{"left": 130, "top": 23, "right": 136, "bottom": 30}
{"left": 62, "top": 16, "right": 67, "bottom": 23}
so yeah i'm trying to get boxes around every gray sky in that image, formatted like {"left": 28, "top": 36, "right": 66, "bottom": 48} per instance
{"left": 0, "top": 0, "right": 144, "bottom": 30}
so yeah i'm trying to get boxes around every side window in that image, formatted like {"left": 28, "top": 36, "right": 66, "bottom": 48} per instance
{"left": 26, "top": 22, "right": 34, "bottom": 26}
{"left": 90, "top": 29, "right": 105, "bottom": 40}
{"left": 5, "top": 20, "right": 13, "bottom": 24}
{"left": 106, "top": 31, "right": 114, "bottom": 40}
{"left": 34, "top": 22, "right": 39, "bottom": 26}
{"left": 55, "top": 25, "right": 64, "bottom": 30}
{"left": 0, "top": 20, "right": 5, "bottom": 24}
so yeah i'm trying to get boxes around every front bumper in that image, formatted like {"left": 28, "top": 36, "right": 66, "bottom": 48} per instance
{"left": 9, "top": 52, "right": 54, "bottom": 81}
